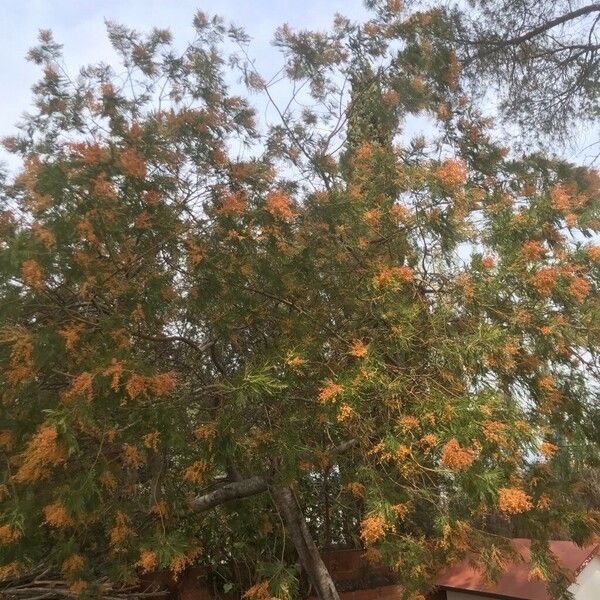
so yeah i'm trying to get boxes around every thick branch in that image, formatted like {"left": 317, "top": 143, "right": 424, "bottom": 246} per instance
{"left": 190, "top": 475, "right": 268, "bottom": 512}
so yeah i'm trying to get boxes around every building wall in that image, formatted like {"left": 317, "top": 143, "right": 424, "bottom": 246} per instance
{"left": 569, "top": 556, "right": 600, "bottom": 600}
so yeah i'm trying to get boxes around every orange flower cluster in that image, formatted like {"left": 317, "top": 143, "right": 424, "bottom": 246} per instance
{"left": 0, "top": 562, "right": 21, "bottom": 582}
{"left": 349, "top": 339, "right": 369, "bottom": 358}
{"left": 193, "top": 423, "right": 217, "bottom": 441}
{"left": 538, "top": 375, "right": 560, "bottom": 404}
{"left": 62, "top": 554, "right": 85, "bottom": 575}
{"left": 318, "top": 381, "right": 344, "bottom": 403}
{"left": 5, "top": 334, "right": 34, "bottom": 385}
{"left": 218, "top": 192, "right": 246, "bottom": 216}
{"left": 43, "top": 502, "right": 74, "bottom": 527}
{"left": 21, "top": 259, "right": 44, "bottom": 289}
{"left": 14, "top": 424, "right": 65, "bottom": 483}
{"left": 0, "top": 524, "right": 21, "bottom": 544}
{"left": 587, "top": 245, "right": 600, "bottom": 262}
{"left": 521, "top": 240, "right": 545, "bottom": 261}
{"left": 550, "top": 184, "right": 572, "bottom": 212}
{"left": 185, "top": 235, "right": 205, "bottom": 266}
{"left": 77, "top": 219, "right": 98, "bottom": 244}
{"left": 32, "top": 223, "right": 56, "bottom": 248}
{"left": 103, "top": 359, "right": 124, "bottom": 391}
{"left": 143, "top": 431, "right": 161, "bottom": 451}
{"left": 137, "top": 550, "right": 159, "bottom": 574}
{"left": 483, "top": 421, "right": 508, "bottom": 446}
{"left": 122, "top": 444, "right": 146, "bottom": 469}
{"left": 183, "top": 458, "right": 209, "bottom": 484}
{"left": 58, "top": 323, "right": 85, "bottom": 352}
{"left": 530, "top": 267, "right": 558, "bottom": 296}
{"left": 540, "top": 441, "right": 558, "bottom": 458}
{"left": 360, "top": 514, "right": 388, "bottom": 545}
{"left": 337, "top": 403, "right": 355, "bottom": 423}
{"left": 100, "top": 471, "right": 117, "bottom": 492}
{"left": 126, "top": 372, "right": 176, "bottom": 400}
{"left": 391, "top": 503, "right": 410, "bottom": 520}
{"left": 170, "top": 546, "right": 201, "bottom": 579}
{"left": 94, "top": 174, "right": 117, "bottom": 201}
{"left": 481, "top": 255, "right": 496, "bottom": 269}
{"left": 440, "top": 520, "right": 471, "bottom": 553}
{"left": 109, "top": 511, "right": 134, "bottom": 548}
{"left": 390, "top": 203, "right": 412, "bottom": 223}
{"left": 498, "top": 487, "right": 533, "bottom": 514}
{"left": 150, "top": 500, "right": 168, "bottom": 519}
{"left": 243, "top": 581, "right": 274, "bottom": 600}
{"left": 118, "top": 147, "right": 147, "bottom": 179}
{"left": 265, "top": 191, "right": 295, "bottom": 220}
{"left": 362, "top": 208, "right": 382, "bottom": 226}
{"left": 70, "top": 142, "right": 106, "bottom": 166}
{"left": 285, "top": 353, "right": 306, "bottom": 368}
{"left": 420, "top": 433, "right": 438, "bottom": 448}
{"left": 537, "top": 493, "right": 552, "bottom": 510}
{"left": 565, "top": 213, "right": 578, "bottom": 228}
{"left": 569, "top": 277, "right": 591, "bottom": 303}
{"left": 382, "top": 89, "right": 400, "bottom": 106}
{"left": 395, "top": 444, "right": 411, "bottom": 462}
{"left": 441, "top": 438, "right": 475, "bottom": 471}
{"left": 61, "top": 372, "right": 94, "bottom": 404}
{"left": 399, "top": 415, "right": 420, "bottom": 432}
{"left": 528, "top": 567, "right": 546, "bottom": 582}
{"left": 374, "top": 265, "right": 414, "bottom": 287}
{"left": 345, "top": 482, "right": 366, "bottom": 498}
{"left": 456, "top": 273, "right": 474, "bottom": 303}
{"left": 433, "top": 159, "right": 467, "bottom": 190}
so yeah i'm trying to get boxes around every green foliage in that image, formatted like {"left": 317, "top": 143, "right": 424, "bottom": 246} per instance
{"left": 0, "top": 5, "right": 598, "bottom": 599}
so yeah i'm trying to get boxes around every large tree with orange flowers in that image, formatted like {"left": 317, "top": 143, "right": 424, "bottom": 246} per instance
{"left": 0, "top": 4, "right": 599, "bottom": 600}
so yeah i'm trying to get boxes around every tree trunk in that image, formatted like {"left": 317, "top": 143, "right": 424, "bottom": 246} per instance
{"left": 272, "top": 486, "right": 340, "bottom": 600}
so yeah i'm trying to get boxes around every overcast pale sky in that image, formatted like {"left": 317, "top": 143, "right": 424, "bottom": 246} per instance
{"left": 0, "top": 0, "right": 369, "bottom": 143}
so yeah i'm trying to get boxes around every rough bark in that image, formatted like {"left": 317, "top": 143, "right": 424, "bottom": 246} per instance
{"left": 272, "top": 486, "right": 340, "bottom": 600}
{"left": 190, "top": 475, "right": 268, "bottom": 512}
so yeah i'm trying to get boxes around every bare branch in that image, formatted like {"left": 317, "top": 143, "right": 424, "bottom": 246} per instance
{"left": 189, "top": 475, "right": 268, "bottom": 512}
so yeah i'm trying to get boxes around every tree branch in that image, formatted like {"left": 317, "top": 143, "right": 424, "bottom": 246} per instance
{"left": 131, "top": 331, "right": 215, "bottom": 354}
{"left": 189, "top": 475, "right": 268, "bottom": 512}
{"left": 496, "top": 4, "right": 600, "bottom": 47}
{"left": 330, "top": 439, "right": 358, "bottom": 455}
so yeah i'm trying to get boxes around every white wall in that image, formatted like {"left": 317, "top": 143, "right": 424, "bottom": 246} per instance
{"left": 569, "top": 556, "right": 600, "bottom": 600}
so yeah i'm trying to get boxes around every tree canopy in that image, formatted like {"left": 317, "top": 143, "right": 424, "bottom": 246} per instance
{"left": 0, "top": 3, "right": 599, "bottom": 600}
{"left": 449, "top": 0, "right": 600, "bottom": 150}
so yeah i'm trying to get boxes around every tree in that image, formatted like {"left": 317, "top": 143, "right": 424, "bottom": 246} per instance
{"left": 0, "top": 5, "right": 599, "bottom": 600}
{"left": 449, "top": 0, "right": 600, "bottom": 150}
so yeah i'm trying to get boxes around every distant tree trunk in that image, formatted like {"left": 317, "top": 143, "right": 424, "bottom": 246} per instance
{"left": 323, "top": 468, "right": 332, "bottom": 548}
{"left": 272, "top": 486, "right": 340, "bottom": 600}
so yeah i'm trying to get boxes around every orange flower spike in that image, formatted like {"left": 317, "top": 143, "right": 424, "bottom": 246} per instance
{"left": 318, "top": 381, "right": 344, "bottom": 403}
{"left": 433, "top": 159, "right": 467, "bottom": 190}
{"left": 498, "top": 487, "right": 533, "bottom": 514}
{"left": 441, "top": 438, "right": 475, "bottom": 471}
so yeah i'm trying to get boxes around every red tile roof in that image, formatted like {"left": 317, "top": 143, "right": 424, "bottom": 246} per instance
{"left": 436, "top": 538, "right": 599, "bottom": 600}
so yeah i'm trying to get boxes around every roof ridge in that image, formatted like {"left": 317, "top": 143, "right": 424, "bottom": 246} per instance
{"left": 572, "top": 543, "right": 600, "bottom": 576}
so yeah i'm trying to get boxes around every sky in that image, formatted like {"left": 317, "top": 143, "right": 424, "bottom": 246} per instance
{"left": 0, "top": 0, "right": 369, "bottom": 148}
{"left": 1, "top": 1, "right": 595, "bottom": 166}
